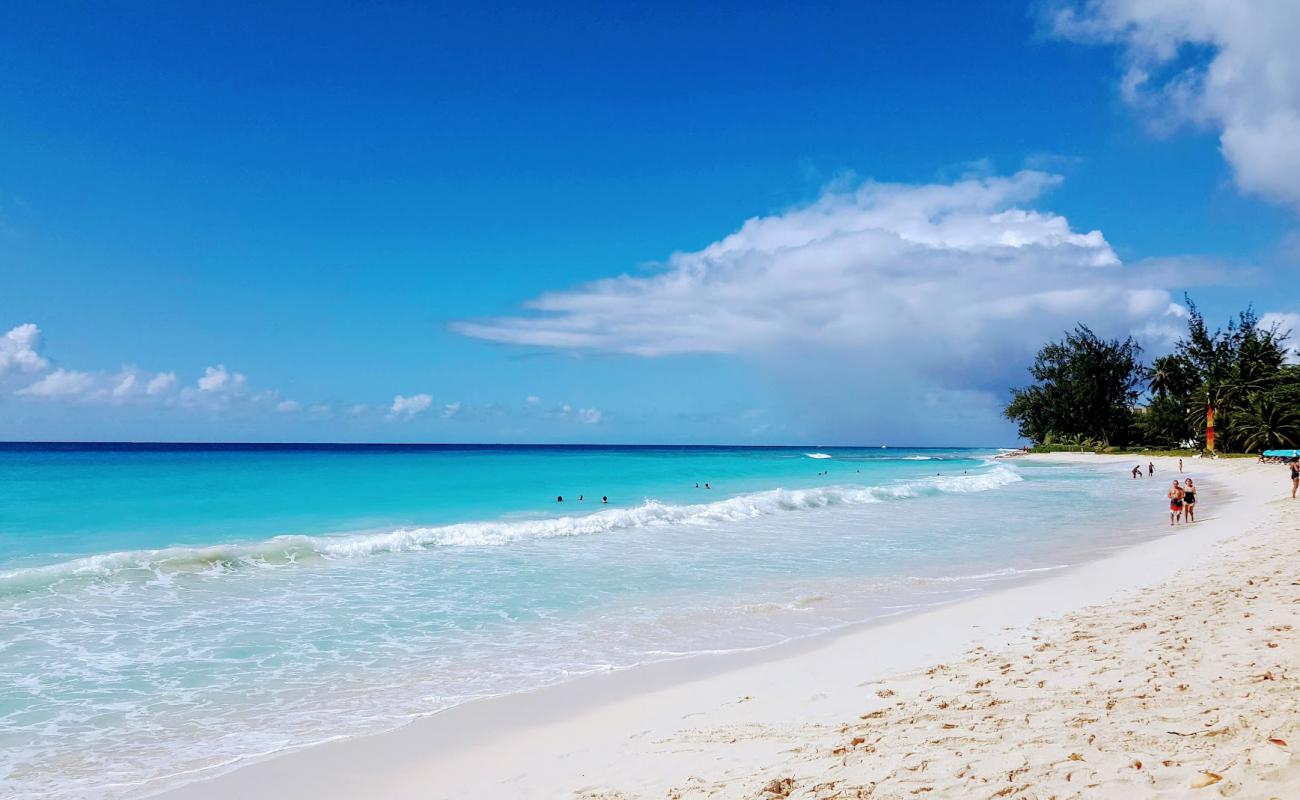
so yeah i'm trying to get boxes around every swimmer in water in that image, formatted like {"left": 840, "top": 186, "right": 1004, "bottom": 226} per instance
{"left": 601, "top": 496, "right": 608, "bottom": 504}
{"left": 556, "top": 495, "right": 563, "bottom": 502}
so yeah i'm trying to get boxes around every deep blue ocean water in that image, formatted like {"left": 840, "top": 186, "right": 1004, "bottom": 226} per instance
{"left": 0, "top": 444, "right": 1159, "bottom": 798}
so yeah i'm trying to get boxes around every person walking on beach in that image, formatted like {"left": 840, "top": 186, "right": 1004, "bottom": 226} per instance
{"left": 1179, "top": 458, "right": 1183, "bottom": 473}
{"left": 1168, "top": 480, "right": 1184, "bottom": 526}
{"left": 1182, "top": 478, "right": 1197, "bottom": 522}
{"left": 1290, "top": 459, "right": 1299, "bottom": 499}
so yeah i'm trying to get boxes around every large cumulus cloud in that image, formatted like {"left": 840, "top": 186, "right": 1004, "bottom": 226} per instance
{"left": 453, "top": 172, "right": 1183, "bottom": 399}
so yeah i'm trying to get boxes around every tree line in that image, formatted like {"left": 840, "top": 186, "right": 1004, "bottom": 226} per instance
{"left": 1005, "top": 298, "right": 1300, "bottom": 452}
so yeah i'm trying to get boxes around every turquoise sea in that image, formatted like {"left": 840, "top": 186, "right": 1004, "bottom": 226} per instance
{"left": 0, "top": 444, "right": 1160, "bottom": 798}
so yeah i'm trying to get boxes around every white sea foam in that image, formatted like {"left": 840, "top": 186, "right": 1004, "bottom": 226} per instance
{"left": 805, "top": 452, "right": 833, "bottom": 459}
{"left": 0, "top": 466, "right": 1023, "bottom": 594}
{"left": 909, "top": 564, "right": 1071, "bottom": 584}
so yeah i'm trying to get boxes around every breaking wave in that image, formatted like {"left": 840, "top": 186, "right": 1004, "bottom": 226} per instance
{"left": 0, "top": 466, "right": 1022, "bottom": 594}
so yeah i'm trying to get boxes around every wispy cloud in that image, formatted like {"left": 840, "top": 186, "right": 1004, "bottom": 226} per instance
{"left": 16, "top": 368, "right": 95, "bottom": 398}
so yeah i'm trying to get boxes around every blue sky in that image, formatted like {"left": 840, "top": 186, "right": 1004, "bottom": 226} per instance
{"left": 2, "top": 1, "right": 1298, "bottom": 444}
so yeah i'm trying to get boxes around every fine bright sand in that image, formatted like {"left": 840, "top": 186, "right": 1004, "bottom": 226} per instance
{"left": 158, "top": 455, "right": 1298, "bottom": 800}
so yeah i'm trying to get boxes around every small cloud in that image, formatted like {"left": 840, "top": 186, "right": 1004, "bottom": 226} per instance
{"left": 347, "top": 403, "right": 369, "bottom": 415}
{"left": 197, "top": 364, "right": 247, "bottom": 393}
{"left": 111, "top": 371, "right": 138, "bottom": 398}
{"left": 0, "top": 323, "right": 49, "bottom": 374}
{"left": 440, "top": 401, "right": 462, "bottom": 418}
{"left": 577, "top": 407, "right": 603, "bottom": 424}
{"left": 146, "top": 372, "right": 177, "bottom": 396}
{"left": 276, "top": 399, "right": 303, "bottom": 413}
{"left": 388, "top": 393, "right": 433, "bottom": 420}
{"left": 16, "top": 368, "right": 96, "bottom": 398}
{"left": 525, "top": 394, "right": 541, "bottom": 405}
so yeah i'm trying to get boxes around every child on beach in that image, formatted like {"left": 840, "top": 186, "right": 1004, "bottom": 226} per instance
{"left": 1168, "top": 480, "right": 1184, "bottom": 526}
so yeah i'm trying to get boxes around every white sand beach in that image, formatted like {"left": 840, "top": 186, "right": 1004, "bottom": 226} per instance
{"left": 156, "top": 455, "right": 1299, "bottom": 799}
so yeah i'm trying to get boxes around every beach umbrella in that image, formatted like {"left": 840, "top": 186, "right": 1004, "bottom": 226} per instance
{"left": 1205, "top": 403, "right": 1215, "bottom": 452}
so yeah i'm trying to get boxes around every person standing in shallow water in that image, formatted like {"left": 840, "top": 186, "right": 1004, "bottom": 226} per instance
{"left": 1168, "top": 480, "right": 1184, "bottom": 526}
{"left": 1182, "top": 478, "right": 1197, "bottom": 522}
{"left": 1148, "top": 462, "right": 1155, "bottom": 477}
{"left": 1132, "top": 465, "right": 1142, "bottom": 479}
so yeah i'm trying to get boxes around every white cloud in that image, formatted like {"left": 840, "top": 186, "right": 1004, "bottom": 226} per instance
{"left": 146, "top": 372, "right": 177, "bottom": 395}
{"left": 577, "top": 407, "right": 603, "bottom": 424}
{"left": 1050, "top": 2, "right": 1300, "bottom": 208}
{"left": 112, "top": 371, "right": 138, "bottom": 397}
{"left": 197, "top": 364, "right": 247, "bottom": 393}
{"left": 0, "top": 325, "right": 340, "bottom": 419}
{"left": 453, "top": 172, "right": 1179, "bottom": 395}
{"left": 440, "top": 401, "right": 462, "bottom": 418}
{"left": 0, "top": 323, "right": 49, "bottom": 374}
{"left": 12, "top": 364, "right": 181, "bottom": 404}
{"left": 1261, "top": 311, "right": 1300, "bottom": 364}
{"left": 16, "top": 369, "right": 95, "bottom": 398}
{"left": 525, "top": 394, "right": 541, "bottom": 405}
{"left": 388, "top": 393, "right": 433, "bottom": 420}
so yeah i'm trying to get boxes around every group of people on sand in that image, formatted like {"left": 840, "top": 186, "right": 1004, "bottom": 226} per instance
{"left": 1166, "top": 478, "right": 1198, "bottom": 526}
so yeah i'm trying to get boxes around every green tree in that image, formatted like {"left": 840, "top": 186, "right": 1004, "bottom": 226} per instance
{"left": 1228, "top": 396, "right": 1300, "bottom": 452}
{"left": 1005, "top": 325, "right": 1145, "bottom": 446}
{"left": 1167, "top": 299, "right": 1290, "bottom": 451}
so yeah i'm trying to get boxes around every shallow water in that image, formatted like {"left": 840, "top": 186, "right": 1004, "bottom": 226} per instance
{"left": 0, "top": 444, "right": 1158, "bottom": 798}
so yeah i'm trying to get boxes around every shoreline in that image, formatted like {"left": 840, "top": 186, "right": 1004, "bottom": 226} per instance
{"left": 152, "top": 454, "right": 1297, "bottom": 799}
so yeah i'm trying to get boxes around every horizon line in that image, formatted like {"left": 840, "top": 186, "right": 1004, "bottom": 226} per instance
{"left": 0, "top": 440, "right": 1007, "bottom": 449}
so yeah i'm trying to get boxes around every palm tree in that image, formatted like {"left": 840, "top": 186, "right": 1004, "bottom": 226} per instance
{"left": 1060, "top": 433, "right": 1098, "bottom": 452}
{"left": 1228, "top": 396, "right": 1300, "bottom": 452}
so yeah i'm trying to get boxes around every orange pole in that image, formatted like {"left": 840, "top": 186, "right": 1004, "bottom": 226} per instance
{"left": 1205, "top": 403, "right": 1215, "bottom": 452}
